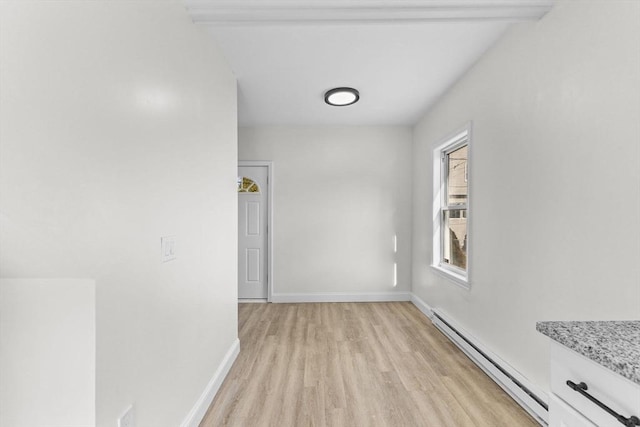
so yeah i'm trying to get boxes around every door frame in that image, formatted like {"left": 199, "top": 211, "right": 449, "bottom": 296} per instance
{"left": 238, "top": 160, "right": 274, "bottom": 302}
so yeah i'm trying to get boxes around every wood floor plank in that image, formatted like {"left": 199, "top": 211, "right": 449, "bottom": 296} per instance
{"left": 200, "top": 302, "right": 540, "bottom": 427}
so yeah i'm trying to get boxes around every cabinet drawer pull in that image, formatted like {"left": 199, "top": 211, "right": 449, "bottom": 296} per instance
{"left": 566, "top": 380, "right": 640, "bottom": 426}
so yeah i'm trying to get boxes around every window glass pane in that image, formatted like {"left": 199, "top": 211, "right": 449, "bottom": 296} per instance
{"left": 238, "top": 177, "right": 260, "bottom": 193}
{"left": 447, "top": 145, "right": 468, "bottom": 205}
{"left": 442, "top": 209, "right": 467, "bottom": 270}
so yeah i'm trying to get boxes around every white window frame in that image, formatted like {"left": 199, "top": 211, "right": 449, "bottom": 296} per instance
{"left": 432, "top": 123, "right": 471, "bottom": 289}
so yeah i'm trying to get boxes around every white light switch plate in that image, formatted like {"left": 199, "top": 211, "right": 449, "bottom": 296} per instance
{"left": 161, "top": 236, "right": 176, "bottom": 262}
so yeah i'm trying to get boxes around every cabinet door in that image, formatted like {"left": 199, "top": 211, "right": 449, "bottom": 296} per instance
{"left": 549, "top": 394, "right": 597, "bottom": 427}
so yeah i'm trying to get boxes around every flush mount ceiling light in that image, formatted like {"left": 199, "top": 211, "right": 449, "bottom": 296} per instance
{"left": 324, "top": 87, "right": 360, "bottom": 107}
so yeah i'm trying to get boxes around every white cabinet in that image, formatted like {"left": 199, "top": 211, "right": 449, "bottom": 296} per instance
{"left": 549, "top": 394, "right": 596, "bottom": 427}
{"left": 548, "top": 341, "right": 640, "bottom": 427}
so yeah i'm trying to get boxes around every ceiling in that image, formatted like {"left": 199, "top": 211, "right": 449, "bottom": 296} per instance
{"left": 186, "top": 1, "right": 555, "bottom": 126}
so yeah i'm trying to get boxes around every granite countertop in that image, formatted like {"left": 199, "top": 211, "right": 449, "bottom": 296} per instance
{"left": 536, "top": 321, "right": 640, "bottom": 386}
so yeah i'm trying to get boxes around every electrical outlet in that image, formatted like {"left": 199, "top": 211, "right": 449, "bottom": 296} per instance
{"left": 118, "top": 405, "right": 134, "bottom": 427}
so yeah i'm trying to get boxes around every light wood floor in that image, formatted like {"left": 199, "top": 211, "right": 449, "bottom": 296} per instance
{"left": 200, "top": 302, "right": 540, "bottom": 427}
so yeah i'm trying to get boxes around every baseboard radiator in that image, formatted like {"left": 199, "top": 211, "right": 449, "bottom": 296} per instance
{"left": 431, "top": 310, "right": 549, "bottom": 426}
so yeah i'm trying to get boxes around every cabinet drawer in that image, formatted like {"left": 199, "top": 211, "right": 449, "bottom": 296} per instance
{"left": 550, "top": 341, "right": 640, "bottom": 427}
{"left": 549, "top": 393, "right": 596, "bottom": 427}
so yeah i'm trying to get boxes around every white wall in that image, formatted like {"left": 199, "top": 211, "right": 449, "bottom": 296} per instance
{"left": 0, "top": 2, "right": 238, "bottom": 426}
{"left": 0, "top": 279, "right": 95, "bottom": 427}
{"left": 239, "top": 127, "right": 413, "bottom": 299}
{"left": 412, "top": 0, "right": 640, "bottom": 391}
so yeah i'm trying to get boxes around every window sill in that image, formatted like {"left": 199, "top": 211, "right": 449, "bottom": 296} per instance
{"left": 430, "top": 264, "right": 470, "bottom": 290}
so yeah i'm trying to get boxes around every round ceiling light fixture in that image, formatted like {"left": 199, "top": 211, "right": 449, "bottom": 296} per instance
{"left": 324, "top": 87, "right": 360, "bottom": 107}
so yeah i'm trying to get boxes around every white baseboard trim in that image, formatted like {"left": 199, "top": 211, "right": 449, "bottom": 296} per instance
{"left": 430, "top": 309, "right": 549, "bottom": 426}
{"left": 409, "top": 292, "right": 434, "bottom": 319}
{"left": 181, "top": 338, "right": 240, "bottom": 427}
{"left": 270, "top": 292, "right": 411, "bottom": 303}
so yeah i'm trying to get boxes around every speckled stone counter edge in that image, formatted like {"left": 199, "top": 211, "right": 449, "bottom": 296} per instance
{"left": 536, "top": 321, "right": 640, "bottom": 386}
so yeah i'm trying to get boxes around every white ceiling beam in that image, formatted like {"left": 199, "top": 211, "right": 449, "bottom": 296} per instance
{"left": 185, "top": 0, "right": 555, "bottom": 25}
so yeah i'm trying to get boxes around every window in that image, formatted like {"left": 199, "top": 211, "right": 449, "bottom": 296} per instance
{"left": 432, "top": 125, "right": 470, "bottom": 287}
{"left": 238, "top": 176, "right": 260, "bottom": 193}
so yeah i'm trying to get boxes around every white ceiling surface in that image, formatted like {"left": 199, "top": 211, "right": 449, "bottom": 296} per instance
{"left": 186, "top": 1, "right": 554, "bottom": 126}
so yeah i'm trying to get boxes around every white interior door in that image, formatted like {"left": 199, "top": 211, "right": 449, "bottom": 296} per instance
{"left": 238, "top": 165, "right": 268, "bottom": 299}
